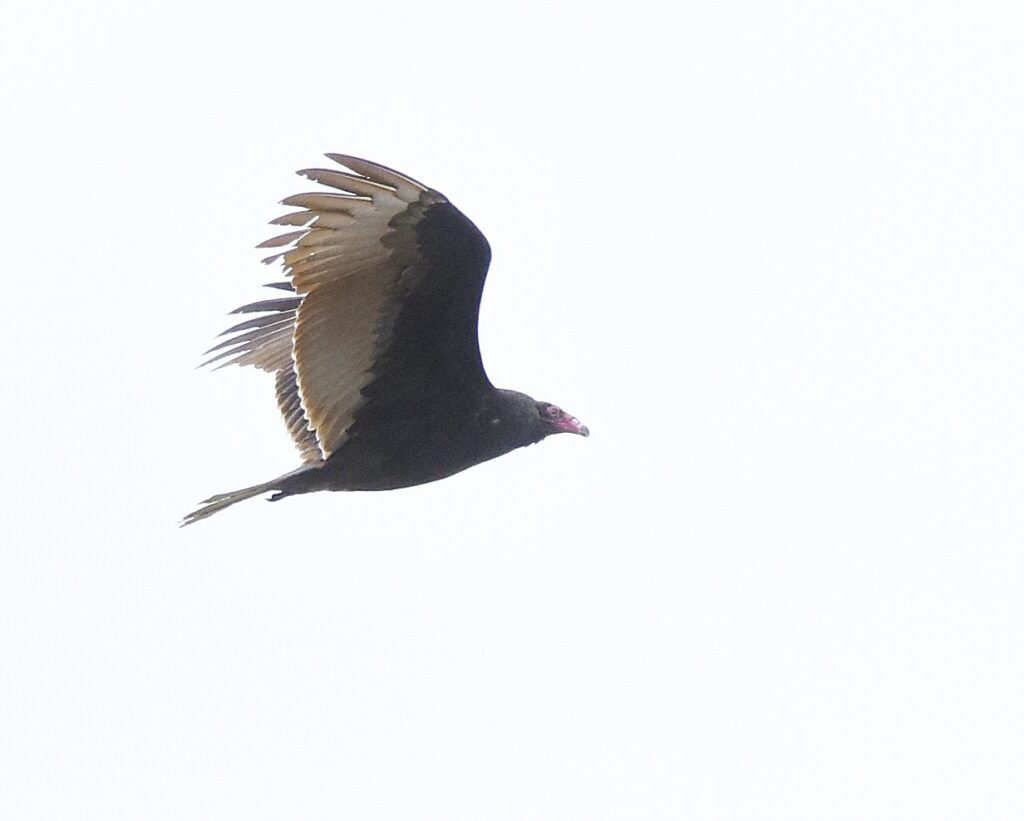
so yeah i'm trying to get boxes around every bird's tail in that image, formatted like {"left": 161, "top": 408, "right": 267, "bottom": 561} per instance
{"left": 180, "top": 465, "right": 316, "bottom": 526}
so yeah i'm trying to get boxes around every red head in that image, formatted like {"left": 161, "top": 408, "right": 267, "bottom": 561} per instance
{"left": 538, "top": 402, "right": 589, "bottom": 437}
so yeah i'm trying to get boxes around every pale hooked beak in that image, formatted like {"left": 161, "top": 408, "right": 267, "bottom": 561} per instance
{"left": 555, "top": 414, "right": 589, "bottom": 437}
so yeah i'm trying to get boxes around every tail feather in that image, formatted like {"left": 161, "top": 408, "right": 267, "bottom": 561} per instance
{"left": 180, "top": 465, "right": 316, "bottom": 526}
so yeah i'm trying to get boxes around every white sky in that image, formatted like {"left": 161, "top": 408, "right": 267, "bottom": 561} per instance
{"left": 3, "top": 1, "right": 1023, "bottom": 818}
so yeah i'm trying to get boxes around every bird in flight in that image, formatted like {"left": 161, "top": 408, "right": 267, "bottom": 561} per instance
{"left": 183, "top": 154, "right": 588, "bottom": 525}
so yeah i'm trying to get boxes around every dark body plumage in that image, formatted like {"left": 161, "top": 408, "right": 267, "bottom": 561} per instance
{"left": 283, "top": 388, "right": 556, "bottom": 495}
{"left": 183, "top": 155, "right": 587, "bottom": 524}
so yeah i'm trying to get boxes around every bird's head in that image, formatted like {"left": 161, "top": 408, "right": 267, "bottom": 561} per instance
{"left": 486, "top": 390, "right": 589, "bottom": 451}
{"left": 536, "top": 401, "right": 589, "bottom": 438}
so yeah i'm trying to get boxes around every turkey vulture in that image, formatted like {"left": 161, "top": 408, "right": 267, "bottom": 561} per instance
{"left": 183, "top": 154, "right": 588, "bottom": 525}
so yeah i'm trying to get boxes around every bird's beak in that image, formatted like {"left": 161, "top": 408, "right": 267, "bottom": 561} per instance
{"left": 555, "top": 414, "right": 589, "bottom": 437}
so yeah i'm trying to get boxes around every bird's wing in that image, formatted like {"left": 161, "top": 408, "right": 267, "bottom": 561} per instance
{"left": 203, "top": 154, "right": 492, "bottom": 461}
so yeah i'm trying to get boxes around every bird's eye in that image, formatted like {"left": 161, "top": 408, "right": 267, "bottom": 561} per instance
{"left": 545, "top": 405, "right": 561, "bottom": 418}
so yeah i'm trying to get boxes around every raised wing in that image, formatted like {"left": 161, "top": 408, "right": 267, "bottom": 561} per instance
{"left": 203, "top": 154, "right": 492, "bottom": 461}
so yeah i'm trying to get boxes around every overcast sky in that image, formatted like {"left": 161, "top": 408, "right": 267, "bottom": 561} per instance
{"left": 3, "top": 2, "right": 1022, "bottom": 819}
